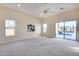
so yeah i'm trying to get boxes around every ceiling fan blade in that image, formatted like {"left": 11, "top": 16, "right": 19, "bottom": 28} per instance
{"left": 48, "top": 11, "right": 53, "bottom": 13}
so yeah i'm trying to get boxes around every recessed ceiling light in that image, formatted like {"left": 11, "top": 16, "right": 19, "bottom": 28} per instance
{"left": 40, "top": 14, "right": 43, "bottom": 16}
{"left": 17, "top": 4, "right": 21, "bottom": 7}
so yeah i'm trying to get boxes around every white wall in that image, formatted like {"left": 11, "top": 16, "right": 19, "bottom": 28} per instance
{"left": 0, "top": 5, "right": 41, "bottom": 43}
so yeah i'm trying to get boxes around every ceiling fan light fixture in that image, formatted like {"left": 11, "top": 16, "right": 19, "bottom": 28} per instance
{"left": 40, "top": 8, "right": 42, "bottom": 11}
{"left": 40, "top": 13, "right": 43, "bottom": 16}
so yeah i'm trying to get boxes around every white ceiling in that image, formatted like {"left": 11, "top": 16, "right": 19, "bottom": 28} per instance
{"left": 1, "top": 3, "right": 79, "bottom": 19}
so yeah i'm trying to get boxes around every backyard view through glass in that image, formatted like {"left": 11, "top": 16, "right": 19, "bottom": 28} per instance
{"left": 56, "top": 21, "right": 76, "bottom": 40}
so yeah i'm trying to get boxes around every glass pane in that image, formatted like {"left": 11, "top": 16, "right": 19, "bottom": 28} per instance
{"left": 43, "top": 24, "right": 47, "bottom": 28}
{"left": 56, "top": 22, "right": 64, "bottom": 38}
{"left": 5, "top": 28, "right": 15, "bottom": 36}
{"left": 5, "top": 20, "right": 16, "bottom": 28}
{"left": 43, "top": 28, "right": 47, "bottom": 33}
{"left": 64, "top": 21, "right": 76, "bottom": 40}
{"left": 5, "top": 20, "right": 16, "bottom": 36}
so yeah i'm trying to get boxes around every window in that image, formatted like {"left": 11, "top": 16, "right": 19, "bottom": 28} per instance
{"left": 43, "top": 24, "right": 47, "bottom": 33}
{"left": 5, "top": 20, "right": 16, "bottom": 36}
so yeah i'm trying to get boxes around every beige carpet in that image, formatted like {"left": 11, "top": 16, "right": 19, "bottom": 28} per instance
{"left": 0, "top": 37, "right": 79, "bottom": 56}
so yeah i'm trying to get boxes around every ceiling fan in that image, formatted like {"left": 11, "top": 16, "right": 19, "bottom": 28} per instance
{"left": 41, "top": 3, "right": 54, "bottom": 15}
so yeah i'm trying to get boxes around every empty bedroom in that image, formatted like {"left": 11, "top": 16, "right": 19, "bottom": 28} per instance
{"left": 0, "top": 3, "right": 79, "bottom": 56}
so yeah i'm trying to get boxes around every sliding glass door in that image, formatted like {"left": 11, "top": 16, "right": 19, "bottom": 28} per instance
{"left": 64, "top": 21, "right": 76, "bottom": 40}
{"left": 56, "top": 22, "right": 64, "bottom": 38}
{"left": 56, "top": 21, "right": 76, "bottom": 40}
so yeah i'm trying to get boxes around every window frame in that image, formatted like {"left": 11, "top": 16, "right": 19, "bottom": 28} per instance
{"left": 5, "top": 19, "right": 16, "bottom": 37}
